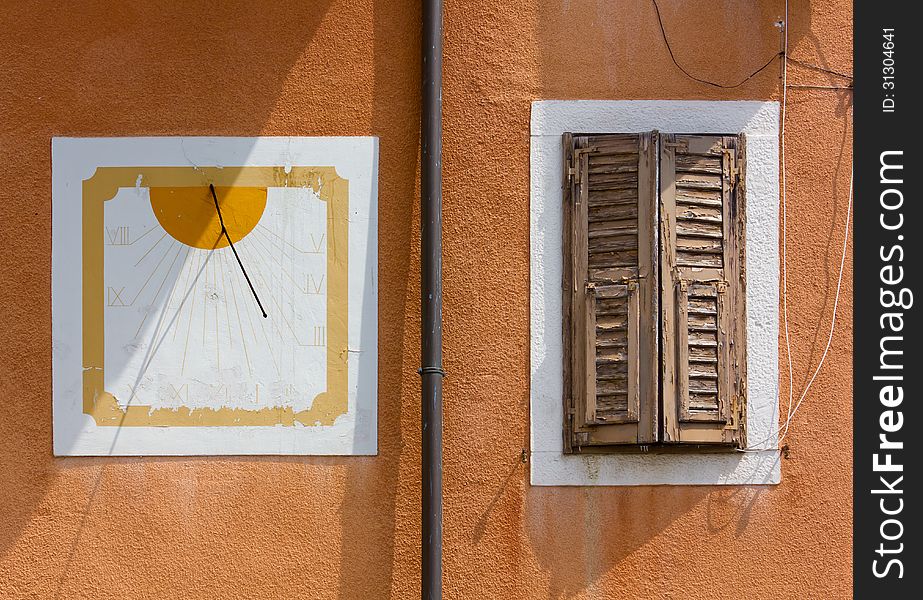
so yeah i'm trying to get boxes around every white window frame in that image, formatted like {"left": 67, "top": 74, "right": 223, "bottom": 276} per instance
{"left": 530, "top": 100, "right": 781, "bottom": 486}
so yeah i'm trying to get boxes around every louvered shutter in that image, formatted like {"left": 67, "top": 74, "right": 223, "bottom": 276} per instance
{"left": 659, "top": 134, "right": 747, "bottom": 446}
{"left": 563, "top": 132, "right": 658, "bottom": 451}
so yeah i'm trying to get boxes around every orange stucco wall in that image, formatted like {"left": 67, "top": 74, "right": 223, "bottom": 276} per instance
{"left": 0, "top": 1, "right": 853, "bottom": 598}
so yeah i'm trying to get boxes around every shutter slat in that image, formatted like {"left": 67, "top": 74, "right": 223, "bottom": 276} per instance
{"left": 587, "top": 164, "right": 639, "bottom": 175}
{"left": 676, "top": 188, "right": 723, "bottom": 207}
{"left": 589, "top": 154, "right": 640, "bottom": 167}
{"left": 588, "top": 251, "right": 638, "bottom": 269}
{"left": 586, "top": 136, "right": 641, "bottom": 153}
{"left": 677, "top": 205, "right": 723, "bottom": 223}
{"left": 589, "top": 203, "right": 639, "bottom": 222}
{"left": 588, "top": 189, "right": 639, "bottom": 204}
{"left": 588, "top": 226, "right": 640, "bottom": 239}
{"left": 676, "top": 154, "right": 724, "bottom": 174}
{"left": 588, "top": 172, "right": 638, "bottom": 186}
{"left": 676, "top": 221, "right": 724, "bottom": 238}
{"left": 676, "top": 173, "right": 722, "bottom": 190}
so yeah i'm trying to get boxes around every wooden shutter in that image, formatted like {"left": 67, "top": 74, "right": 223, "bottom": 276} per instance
{"left": 660, "top": 134, "right": 747, "bottom": 446}
{"left": 563, "top": 132, "right": 658, "bottom": 451}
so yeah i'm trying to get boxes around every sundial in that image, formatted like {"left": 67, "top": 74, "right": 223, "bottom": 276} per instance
{"left": 52, "top": 137, "right": 378, "bottom": 455}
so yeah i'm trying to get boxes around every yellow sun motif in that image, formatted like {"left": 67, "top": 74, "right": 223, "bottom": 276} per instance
{"left": 149, "top": 186, "right": 267, "bottom": 250}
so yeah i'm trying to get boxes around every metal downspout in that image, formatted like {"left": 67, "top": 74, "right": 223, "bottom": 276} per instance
{"left": 420, "top": 0, "right": 444, "bottom": 598}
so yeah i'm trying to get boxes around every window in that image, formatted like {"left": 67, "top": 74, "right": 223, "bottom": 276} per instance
{"left": 562, "top": 131, "right": 747, "bottom": 452}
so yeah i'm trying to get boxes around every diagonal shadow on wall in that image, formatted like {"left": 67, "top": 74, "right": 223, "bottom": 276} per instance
{"left": 0, "top": 2, "right": 417, "bottom": 598}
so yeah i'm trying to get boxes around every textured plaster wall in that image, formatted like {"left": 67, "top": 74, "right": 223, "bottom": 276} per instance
{"left": 0, "top": 1, "right": 853, "bottom": 598}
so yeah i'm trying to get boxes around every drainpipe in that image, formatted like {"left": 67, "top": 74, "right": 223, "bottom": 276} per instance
{"left": 419, "top": 0, "right": 444, "bottom": 599}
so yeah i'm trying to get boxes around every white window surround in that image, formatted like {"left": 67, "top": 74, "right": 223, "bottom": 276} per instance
{"left": 530, "top": 100, "right": 781, "bottom": 486}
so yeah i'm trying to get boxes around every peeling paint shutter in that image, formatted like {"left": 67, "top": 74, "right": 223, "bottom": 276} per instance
{"left": 563, "top": 132, "right": 658, "bottom": 451}
{"left": 660, "top": 134, "right": 747, "bottom": 446}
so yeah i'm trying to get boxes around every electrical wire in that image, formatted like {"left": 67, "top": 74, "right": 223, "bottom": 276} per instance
{"left": 651, "top": 0, "right": 783, "bottom": 89}
{"left": 779, "top": 164, "right": 852, "bottom": 444}
{"left": 786, "top": 84, "right": 853, "bottom": 90}
{"left": 781, "top": 0, "right": 793, "bottom": 450}
{"left": 648, "top": 0, "right": 853, "bottom": 452}
{"left": 786, "top": 56, "right": 853, "bottom": 80}
{"left": 741, "top": 0, "right": 854, "bottom": 452}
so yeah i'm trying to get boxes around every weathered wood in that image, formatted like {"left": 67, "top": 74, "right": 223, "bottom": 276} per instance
{"left": 676, "top": 252, "right": 723, "bottom": 268}
{"left": 676, "top": 173, "right": 722, "bottom": 190}
{"left": 588, "top": 188, "right": 640, "bottom": 205}
{"left": 596, "top": 331, "right": 629, "bottom": 348}
{"left": 588, "top": 203, "right": 639, "bottom": 222}
{"left": 589, "top": 218, "right": 638, "bottom": 234}
{"left": 585, "top": 287, "right": 597, "bottom": 424}
{"left": 588, "top": 251, "right": 638, "bottom": 269}
{"left": 676, "top": 188, "right": 723, "bottom": 207}
{"left": 716, "top": 282, "right": 731, "bottom": 426}
{"left": 675, "top": 282, "right": 690, "bottom": 422}
{"left": 589, "top": 153, "right": 640, "bottom": 167}
{"left": 561, "top": 132, "right": 575, "bottom": 453}
{"left": 627, "top": 281, "right": 640, "bottom": 422}
{"left": 595, "top": 297, "right": 630, "bottom": 315}
{"left": 576, "top": 142, "right": 591, "bottom": 428}
{"left": 675, "top": 154, "right": 724, "bottom": 174}
{"left": 659, "top": 133, "right": 680, "bottom": 443}
{"left": 676, "top": 237, "right": 723, "bottom": 253}
{"left": 594, "top": 285, "right": 630, "bottom": 299}
{"left": 688, "top": 330, "right": 718, "bottom": 347}
{"left": 596, "top": 313, "right": 629, "bottom": 330}
{"left": 663, "top": 134, "right": 750, "bottom": 441}
{"left": 719, "top": 140, "right": 734, "bottom": 433}
{"left": 637, "top": 130, "right": 658, "bottom": 443}
{"left": 587, "top": 135, "right": 641, "bottom": 153}
{"left": 676, "top": 220, "right": 724, "bottom": 238}
{"left": 597, "top": 381, "right": 629, "bottom": 395}
{"left": 689, "top": 362, "right": 718, "bottom": 378}
{"left": 588, "top": 171, "right": 638, "bottom": 186}
{"left": 589, "top": 229, "right": 640, "bottom": 243}
{"left": 590, "top": 266, "right": 638, "bottom": 283}
{"left": 677, "top": 205, "right": 723, "bottom": 223}
{"left": 734, "top": 133, "right": 749, "bottom": 447}
{"left": 680, "top": 135, "right": 725, "bottom": 156}
{"left": 596, "top": 347, "right": 629, "bottom": 364}
{"left": 588, "top": 236, "right": 637, "bottom": 253}
{"left": 687, "top": 312, "right": 718, "bottom": 330}
{"left": 587, "top": 163, "right": 639, "bottom": 175}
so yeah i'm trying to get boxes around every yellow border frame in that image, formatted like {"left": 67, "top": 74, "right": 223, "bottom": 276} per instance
{"left": 82, "top": 166, "right": 348, "bottom": 427}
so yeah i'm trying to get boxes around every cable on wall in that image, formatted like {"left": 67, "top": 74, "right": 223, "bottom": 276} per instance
{"left": 649, "top": 0, "right": 853, "bottom": 452}
{"left": 651, "top": 0, "right": 783, "bottom": 88}
{"left": 741, "top": 0, "right": 854, "bottom": 452}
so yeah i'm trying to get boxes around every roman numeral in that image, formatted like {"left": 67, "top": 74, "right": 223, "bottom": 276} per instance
{"left": 214, "top": 384, "right": 229, "bottom": 403}
{"left": 307, "top": 326, "right": 326, "bottom": 347}
{"left": 107, "top": 286, "right": 128, "bottom": 306}
{"left": 308, "top": 233, "right": 325, "bottom": 254}
{"left": 304, "top": 274, "right": 325, "bottom": 295}
{"left": 168, "top": 383, "right": 188, "bottom": 403}
{"left": 106, "top": 226, "right": 131, "bottom": 245}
